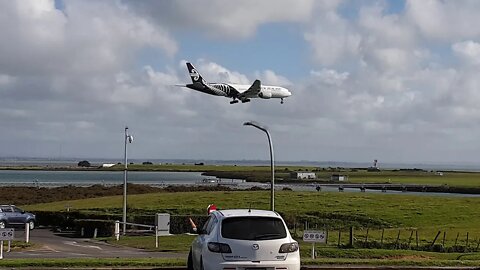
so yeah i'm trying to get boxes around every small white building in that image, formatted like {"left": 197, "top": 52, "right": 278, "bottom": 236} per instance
{"left": 290, "top": 172, "right": 316, "bottom": 180}
{"left": 331, "top": 174, "right": 348, "bottom": 182}
{"left": 102, "top": 163, "right": 116, "bottom": 168}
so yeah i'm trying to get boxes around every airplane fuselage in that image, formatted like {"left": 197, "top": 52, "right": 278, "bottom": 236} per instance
{"left": 186, "top": 82, "right": 291, "bottom": 100}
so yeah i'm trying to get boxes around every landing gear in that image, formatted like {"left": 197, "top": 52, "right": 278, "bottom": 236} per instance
{"left": 230, "top": 99, "right": 239, "bottom": 104}
{"left": 281, "top": 98, "right": 284, "bottom": 104}
{"left": 241, "top": 98, "right": 251, "bottom": 103}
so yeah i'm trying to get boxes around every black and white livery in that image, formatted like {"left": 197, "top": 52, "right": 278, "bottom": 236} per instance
{"left": 183, "top": 62, "right": 292, "bottom": 104}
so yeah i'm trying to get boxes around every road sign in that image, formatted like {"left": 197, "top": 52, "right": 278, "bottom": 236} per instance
{"left": 303, "top": 230, "right": 326, "bottom": 243}
{"left": 0, "top": 229, "right": 14, "bottom": 240}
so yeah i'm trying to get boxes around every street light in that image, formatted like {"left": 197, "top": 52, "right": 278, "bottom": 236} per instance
{"left": 123, "top": 126, "right": 133, "bottom": 235}
{"left": 243, "top": 121, "right": 275, "bottom": 211}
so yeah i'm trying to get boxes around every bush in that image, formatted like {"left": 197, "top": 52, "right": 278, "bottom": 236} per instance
{"left": 74, "top": 219, "right": 114, "bottom": 237}
{"left": 77, "top": 160, "right": 91, "bottom": 167}
{"left": 34, "top": 210, "right": 210, "bottom": 236}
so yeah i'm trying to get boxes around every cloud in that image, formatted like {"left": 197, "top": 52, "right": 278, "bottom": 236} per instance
{"left": 0, "top": 0, "right": 177, "bottom": 77}
{"left": 358, "top": 4, "right": 417, "bottom": 48}
{"left": 191, "top": 59, "right": 251, "bottom": 84}
{"left": 0, "top": 0, "right": 181, "bottom": 157}
{"left": 310, "top": 69, "right": 349, "bottom": 86}
{"left": 255, "top": 70, "right": 291, "bottom": 86}
{"left": 304, "top": 10, "right": 362, "bottom": 66}
{"left": 452, "top": 41, "right": 480, "bottom": 65}
{"left": 124, "top": 0, "right": 316, "bottom": 39}
{"left": 406, "top": 0, "right": 480, "bottom": 41}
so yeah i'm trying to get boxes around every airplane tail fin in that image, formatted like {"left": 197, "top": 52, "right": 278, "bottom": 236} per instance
{"left": 186, "top": 62, "right": 206, "bottom": 85}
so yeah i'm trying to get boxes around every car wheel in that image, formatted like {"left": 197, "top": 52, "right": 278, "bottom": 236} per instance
{"left": 28, "top": 220, "right": 35, "bottom": 230}
{"left": 0, "top": 221, "right": 5, "bottom": 229}
{"left": 187, "top": 250, "right": 194, "bottom": 270}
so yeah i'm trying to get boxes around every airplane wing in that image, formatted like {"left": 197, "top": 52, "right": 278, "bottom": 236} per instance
{"left": 238, "top": 80, "right": 261, "bottom": 99}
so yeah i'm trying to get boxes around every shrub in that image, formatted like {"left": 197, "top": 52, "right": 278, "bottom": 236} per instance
{"left": 77, "top": 160, "right": 91, "bottom": 167}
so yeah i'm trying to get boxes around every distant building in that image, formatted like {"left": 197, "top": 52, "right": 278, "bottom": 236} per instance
{"left": 367, "top": 159, "right": 380, "bottom": 171}
{"left": 331, "top": 174, "right": 348, "bottom": 182}
{"left": 290, "top": 172, "right": 316, "bottom": 180}
{"left": 102, "top": 163, "right": 116, "bottom": 168}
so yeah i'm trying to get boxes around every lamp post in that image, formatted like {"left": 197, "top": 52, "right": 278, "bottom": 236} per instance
{"left": 243, "top": 121, "right": 275, "bottom": 211}
{"left": 123, "top": 126, "right": 133, "bottom": 235}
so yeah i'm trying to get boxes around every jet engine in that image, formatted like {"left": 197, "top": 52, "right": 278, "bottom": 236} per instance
{"left": 258, "top": 89, "right": 272, "bottom": 99}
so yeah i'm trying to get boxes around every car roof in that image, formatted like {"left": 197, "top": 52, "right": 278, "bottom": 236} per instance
{"left": 215, "top": 209, "right": 282, "bottom": 219}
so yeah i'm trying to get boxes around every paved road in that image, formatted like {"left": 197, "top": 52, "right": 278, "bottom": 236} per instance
{"left": 7, "top": 228, "right": 185, "bottom": 259}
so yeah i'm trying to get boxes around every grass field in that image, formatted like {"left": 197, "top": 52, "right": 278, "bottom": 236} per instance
{"left": 25, "top": 190, "right": 479, "bottom": 224}
{"left": 20, "top": 188, "right": 480, "bottom": 266}
{"left": 25, "top": 190, "right": 480, "bottom": 228}
{"left": 25, "top": 190, "right": 480, "bottom": 244}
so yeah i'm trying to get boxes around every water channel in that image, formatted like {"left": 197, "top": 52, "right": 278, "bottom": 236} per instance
{"left": 1, "top": 170, "right": 479, "bottom": 198}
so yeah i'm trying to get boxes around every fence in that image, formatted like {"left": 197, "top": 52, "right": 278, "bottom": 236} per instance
{"left": 34, "top": 210, "right": 479, "bottom": 253}
{"left": 292, "top": 224, "right": 480, "bottom": 253}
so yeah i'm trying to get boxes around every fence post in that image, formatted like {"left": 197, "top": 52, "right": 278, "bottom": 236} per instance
{"left": 416, "top": 230, "right": 419, "bottom": 248}
{"left": 442, "top": 231, "right": 446, "bottom": 249}
{"left": 338, "top": 229, "right": 342, "bottom": 247}
{"left": 25, "top": 223, "right": 30, "bottom": 243}
{"left": 293, "top": 219, "right": 297, "bottom": 238}
{"left": 395, "top": 230, "right": 401, "bottom": 249}
{"left": 430, "top": 231, "right": 441, "bottom": 249}
{"left": 93, "top": 228, "right": 98, "bottom": 239}
{"left": 408, "top": 230, "right": 414, "bottom": 248}
{"left": 311, "top": 242, "right": 315, "bottom": 259}
{"left": 476, "top": 238, "right": 480, "bottom": 251}
{"left": 364, "top": 227, "right": 369, "bottom": 247}
{"left": 349, "top": 227, "right": 354, "bottom": 247}
{"left": 466, "top": 232, "right": 469, "bottom": 251}
{"left": 380, "top": 228, "right": 385, "bottom": 247}
{"left": 115, "top": 221, "right": 120, "bottom": 241}
{"left": 325, "top": 228, "right": 329, "bottom": 245}
{"left": 0, "top": 241, "right": 3, "bottom": 260}
{"left": 455, "top": 232, "right": 460, "bottom": 249}
{"left": 155, "top": 225, "right": 159, "bottom": 248}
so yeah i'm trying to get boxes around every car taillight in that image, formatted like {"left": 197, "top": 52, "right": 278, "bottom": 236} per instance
{"left": 279, "top": 242, "right": 299, "bottom": 253}
{"left": 207, "top": 242, "right": 232, "bottom": 253}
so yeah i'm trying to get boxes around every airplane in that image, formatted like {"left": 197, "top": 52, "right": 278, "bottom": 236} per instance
{"left": 182, "top": 62, "right": 292, "bottom": 104}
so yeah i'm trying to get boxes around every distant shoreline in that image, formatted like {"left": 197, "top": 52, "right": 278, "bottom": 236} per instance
{"left": 2, "top": 157, "right": 480, "bottom": 171}
{"left": 2, "top": 165, "right": 480, "bottom": 196}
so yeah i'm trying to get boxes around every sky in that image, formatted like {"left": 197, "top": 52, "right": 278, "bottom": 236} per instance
{"left": 2, "top": 0, "right": 480, "bottom": 164}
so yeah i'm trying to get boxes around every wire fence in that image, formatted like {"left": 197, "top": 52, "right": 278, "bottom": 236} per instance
{"left": 291, "top": 225, "right": 480, "bottom": 253}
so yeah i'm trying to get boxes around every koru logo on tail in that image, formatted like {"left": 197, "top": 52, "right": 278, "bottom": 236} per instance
{"left": 190, "top": 68, "right": 200, "bottom": 81}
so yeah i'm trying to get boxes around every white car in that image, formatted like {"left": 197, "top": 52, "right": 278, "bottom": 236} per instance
{"left": 188, "top": 209, "right": 300, "bottom": 270}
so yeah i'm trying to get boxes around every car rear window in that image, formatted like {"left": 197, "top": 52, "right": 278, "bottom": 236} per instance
{"left": 221, "top": 217, "right": 287, "bottom": 240}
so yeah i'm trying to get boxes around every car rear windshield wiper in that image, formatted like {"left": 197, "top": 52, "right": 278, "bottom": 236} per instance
{"left": 253, "top": 233, "right": 282, "bottom": 240}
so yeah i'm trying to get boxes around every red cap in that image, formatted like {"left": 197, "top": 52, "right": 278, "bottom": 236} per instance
{"left": 207, "top": 204, "right": 217, "bottom": 214}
